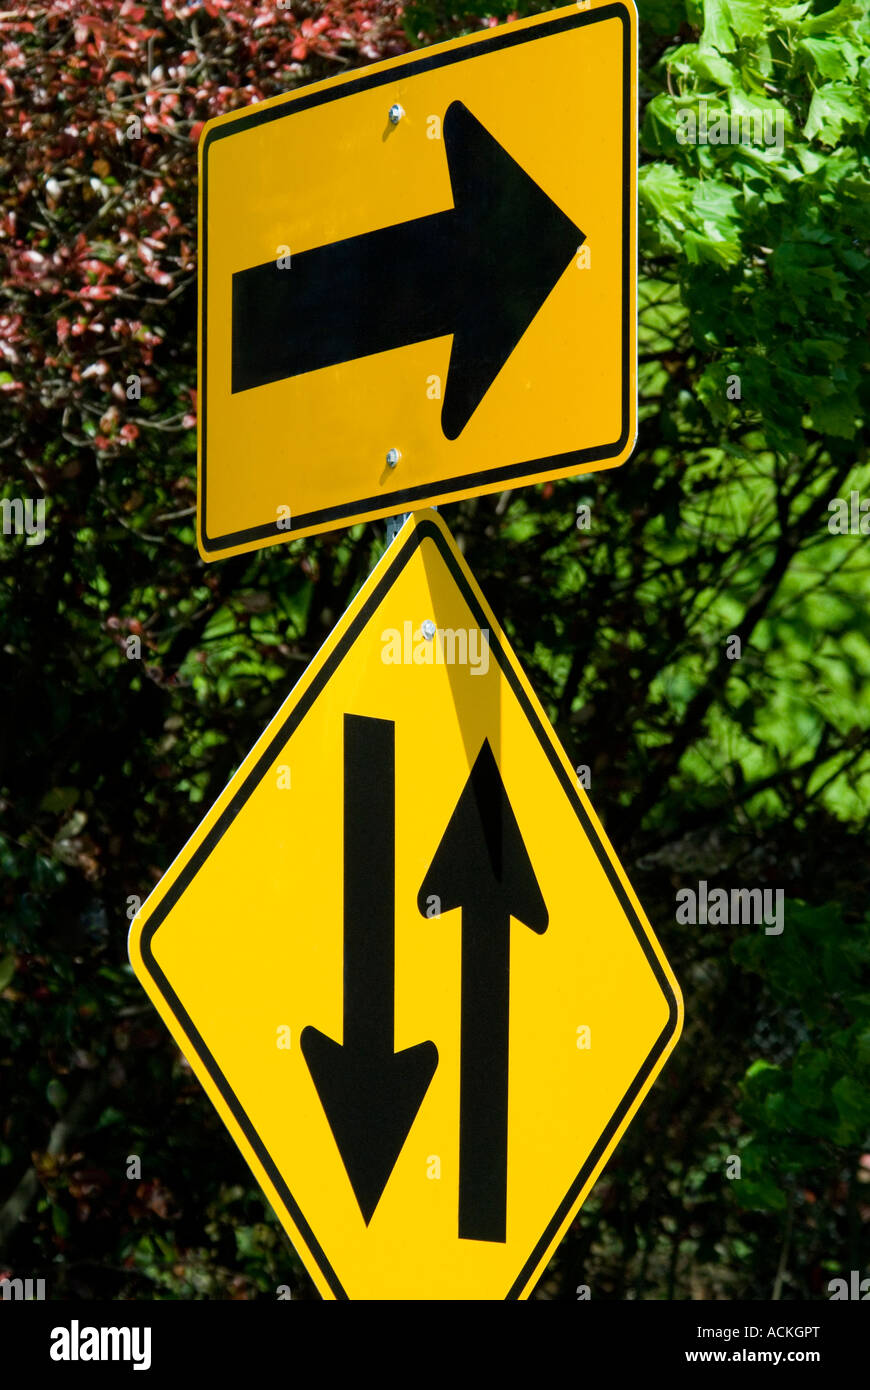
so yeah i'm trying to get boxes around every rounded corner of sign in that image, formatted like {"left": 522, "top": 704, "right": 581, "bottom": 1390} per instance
{"left": 601, "top": 405, "right": 638, "bottom": 471}
{"left": 664, "top": 969, "right": 685, "bottom": 1048}
{"left": 643, "top": 935, "right": 684, "bottom": 1062}
{"left": 611, "top": 0, "right": 638, "bottom": 29}
{"left": 196, "top": 517, "right": 220, "bottom": 563}
{"left": 125, "top": 914, "right": 138, "bottom": 956}
{"left": 198, "top": 117, "right": 223, "bottom": 166}
{"left": 415, "top": 506, "right": 451, "bottom": 543}
{"left": 126, "top": 912, "right": 146, "bottom": 978}
{"left": 621, "top": 415, "right": 639, "bottom": 466}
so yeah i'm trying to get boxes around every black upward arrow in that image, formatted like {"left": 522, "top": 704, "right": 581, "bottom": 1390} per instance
{"left": 301, "top": 714, "right": 438, "bottom": 1225}
{"left": 232, "top": 100, "right": 583, "bottom": 439}
{"left": 418, "top": 740, "right": 548, "bottom": 1243}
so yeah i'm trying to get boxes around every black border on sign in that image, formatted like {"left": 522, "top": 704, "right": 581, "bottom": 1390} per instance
{"left": 200, "top": 3, "right": 633, "bottom": 552}
{"left": 139, "top": 518, "right": 680, "bottom": 1300}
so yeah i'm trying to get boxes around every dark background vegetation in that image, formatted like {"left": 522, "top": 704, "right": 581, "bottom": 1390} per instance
{"left": 1, "top": 0, "right": 869, "bottom": 1299}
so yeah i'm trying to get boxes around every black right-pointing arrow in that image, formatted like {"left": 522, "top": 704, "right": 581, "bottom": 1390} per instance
{"left": 231, "top": 100, "right": 583, "bottom": 440}
{"left": 418, "top": 739, "right": 548, "bottom": 1243}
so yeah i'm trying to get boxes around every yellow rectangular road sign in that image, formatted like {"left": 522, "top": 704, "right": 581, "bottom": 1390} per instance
{"left": 198, "top": 2, "right": 637, "bottom": 558}
{"left": 130, "top": 511, "right": 681, "bottom": 1299}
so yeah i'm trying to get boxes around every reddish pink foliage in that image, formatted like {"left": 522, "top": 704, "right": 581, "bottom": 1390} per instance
{"left": 0, "top": 1, "right": 408, "bottom": 465}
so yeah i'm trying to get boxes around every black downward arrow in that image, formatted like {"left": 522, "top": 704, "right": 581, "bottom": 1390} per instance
{"left": 418, "top": 740, "right": 548, "bottom": 1243}
{"left": 301, "top": 714, "right": 437, "bottom": 1225}
{"left": 232, "top": 100, "right": 583, "bottom": 439}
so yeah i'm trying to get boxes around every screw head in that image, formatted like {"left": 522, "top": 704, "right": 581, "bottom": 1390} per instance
{"left": 421, "top": 619, "right": 436, "bottom": 640}
{"left": 388, "top": 103, "right": 404, "bottom": 125}
{"left": 386, "top": 447, "right": 401, "bottom": 468}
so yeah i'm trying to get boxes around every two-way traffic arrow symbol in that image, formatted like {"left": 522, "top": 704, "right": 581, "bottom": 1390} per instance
{"left": 303, "top": 720, "right": 546, "bottom": 1241}
{"left": 231, "top": 100, "right": 583, "bottom": 439}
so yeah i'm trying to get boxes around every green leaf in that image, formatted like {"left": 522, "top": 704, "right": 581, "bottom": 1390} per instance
{"left": 745, "top": 1058, "right": 782, "bottom": 1085}
{"left": 791, "top": 1047, "right": 829, "bottom": 1107}
{"left": 770, "top": 2, "right": 811, "bottom": 23}
{"left": 725, "top": 0, "right": 767, "bottom": 39}
{"left": 811, "top": 394, "right": 859, "bottom": 437}
{"left": 642, "top": 95, "right": 682, "bottom": 155}
{"left": 799, "top": 0, "right": 864, "bottom": 38}
{"left": 697, "top": 363, "right": 734, "bottom": 422}
{"left": 639, "top": 163, "right": 689, "bottom": 222}
{"left": 685, "top": 180, "right": 743, "bottom": 265}
{"left": 694, "top": 49, "right": 739, "bottom": 86}
{"left": 235, "top": 1225, "right": 259, "bottom": 1259}
{"left": 738, "top": 1172, "right": 789, "bottom": 1212}
{"left": 798, "top": 36, "right": 861, "bottom": 81}
{"left": 667, "top": 41, "right": 738, "bottom": 87}
{"left": 96, "top": 1106, "right": 125, "bottom": 1130}
{"left": 832, "top": 1075, "right": 870, "bottom": 1129}
{"left": 700, "top": 0, "right": 735, "bottom": 54}
{"left": 803, "top": 82, "right": 868, "bottom": 145}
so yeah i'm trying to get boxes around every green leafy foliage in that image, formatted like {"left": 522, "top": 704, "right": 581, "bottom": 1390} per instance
{"left": 734, "top": 904, "right": 870, "bottom": 1209}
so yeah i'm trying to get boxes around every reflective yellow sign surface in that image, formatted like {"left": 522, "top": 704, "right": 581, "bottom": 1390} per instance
{"left": 198, "top": 2, "right": 637, "bottom": 558}
{"left": 129, "top": 511, "right": 681, "bottom": 1299}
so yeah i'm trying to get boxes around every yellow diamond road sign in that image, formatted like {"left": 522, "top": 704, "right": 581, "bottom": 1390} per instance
{"left": 198, "top": 2, "right": 637, "bottom": 558}
{"left": 129, "top": 511, "right": 681, "bottom": 1299}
